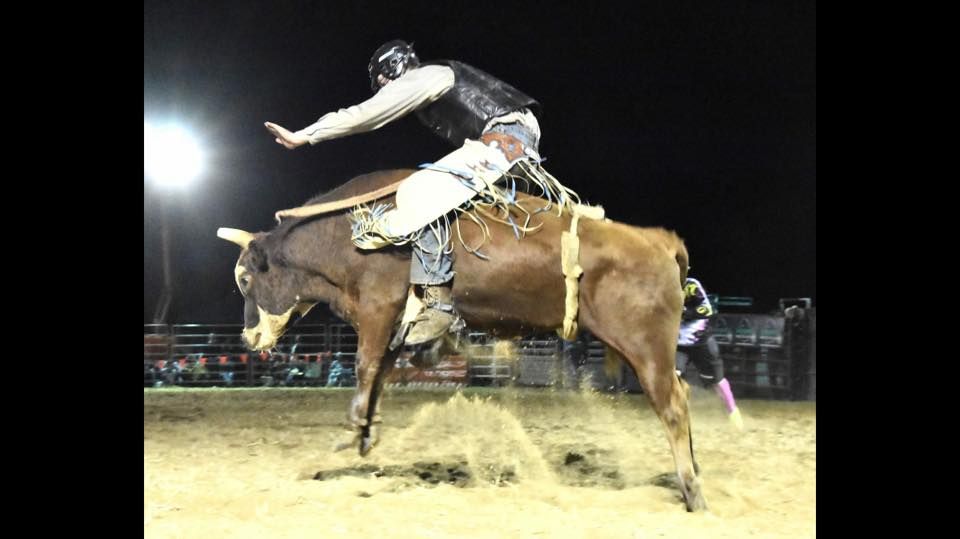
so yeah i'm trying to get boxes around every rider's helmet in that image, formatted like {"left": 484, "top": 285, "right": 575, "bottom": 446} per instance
{"left": 684, "top": 278, "right": 703, "bottom": 300}
{"left": 368, "top": 40, "right": 419, "bottom": 93}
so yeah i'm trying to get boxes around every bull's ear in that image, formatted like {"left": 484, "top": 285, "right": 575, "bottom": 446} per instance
{"left": 217, "top": 228, "right": 255, "bottom": 249}
{"left": 248, "top": 241, "right": 269, "bottom": 273}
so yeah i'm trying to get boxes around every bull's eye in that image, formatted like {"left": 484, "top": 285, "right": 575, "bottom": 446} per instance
{"left": 240, "top": 275, "right": 251, "bottom": 289}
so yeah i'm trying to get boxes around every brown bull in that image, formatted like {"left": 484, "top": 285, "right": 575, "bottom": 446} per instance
{"left": 218, "top": 169, "right": 706, "bottom": 511}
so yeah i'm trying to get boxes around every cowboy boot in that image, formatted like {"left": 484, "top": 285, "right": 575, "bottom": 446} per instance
{"left": 714, "top": 378, "right": 744, "bottom": 430}
{"left": 405, "top": 284, "right": 458, "bottom": 345}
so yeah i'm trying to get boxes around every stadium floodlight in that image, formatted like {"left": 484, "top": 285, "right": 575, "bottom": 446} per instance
{"left": 144, "top": 121, "right": 204, "bottom": 190}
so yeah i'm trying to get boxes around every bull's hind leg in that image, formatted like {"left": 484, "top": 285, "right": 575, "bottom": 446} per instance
{"left": 595, "top": 329, "right": 707, "bottom": 512}
{"left": 632, "top": 339, "right": 706, "bottom": 510}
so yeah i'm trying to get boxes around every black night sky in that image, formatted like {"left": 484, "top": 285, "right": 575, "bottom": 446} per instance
{"left": 143, "top": 0, "right": 816, "bottom": 324}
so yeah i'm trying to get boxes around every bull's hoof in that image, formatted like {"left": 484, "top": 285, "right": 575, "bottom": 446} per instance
{"left": 666, "top": 473, "right": 707, "bottom": 512}
{"left": 333, "top": 423, "right": 381, "bottom": 455}
{"left": 359, "top": 434, "right": 376, "bottom": 456}
{"left": 333, "top": 433, "right": 377, "bottom": 455}
{"left": 684, "top": 492, "right": 708, "bottom": 512}
{"left": 683, "top": 480, "right": 709, "bottom": 512}
{"left": 359, "top": 423, "right": 381, "bottom": 456}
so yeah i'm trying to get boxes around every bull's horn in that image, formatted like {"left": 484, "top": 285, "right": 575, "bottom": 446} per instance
{"left": 217, "top": 227, "right": 255, "bottom": 249}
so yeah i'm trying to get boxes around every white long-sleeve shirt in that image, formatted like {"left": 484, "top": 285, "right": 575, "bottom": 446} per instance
{"left": 295, "top": 65, "right": 455, "bottom": 144}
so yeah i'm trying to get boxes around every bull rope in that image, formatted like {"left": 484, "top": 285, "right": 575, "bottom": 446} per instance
{"left": 559, "top": 204, "right": 606, "bottom": 340}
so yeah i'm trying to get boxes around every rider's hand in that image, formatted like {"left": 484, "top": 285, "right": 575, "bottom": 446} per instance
{"left": 264, "top": 122, "right": 309, "bottom": 150}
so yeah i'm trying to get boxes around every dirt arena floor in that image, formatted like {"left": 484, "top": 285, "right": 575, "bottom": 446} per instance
{"left": 144, "top": 386, "right": 815, "bottom": 538}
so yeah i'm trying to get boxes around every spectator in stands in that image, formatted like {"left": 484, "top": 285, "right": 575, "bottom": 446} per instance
{"left": 284, "top": 336, "right": 305, "bottom": 386}
{"left": 327, "top": 352, "right": 350, "bottom": 387}
{"left": 184, "top": 357, "right": 209, "bottom": 385}
{"left": 160, "top": 359, "right": 183, "bottom": 386}
{"left": 304, "top": 357, "right": 323, "bottom": 385}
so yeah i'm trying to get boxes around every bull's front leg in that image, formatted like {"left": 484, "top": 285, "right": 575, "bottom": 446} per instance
{"left": 345, "top": 305, "right": 402, "bottom": 456}
{"left": 350, "top": 345, "right": 399, "bottom": 455}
